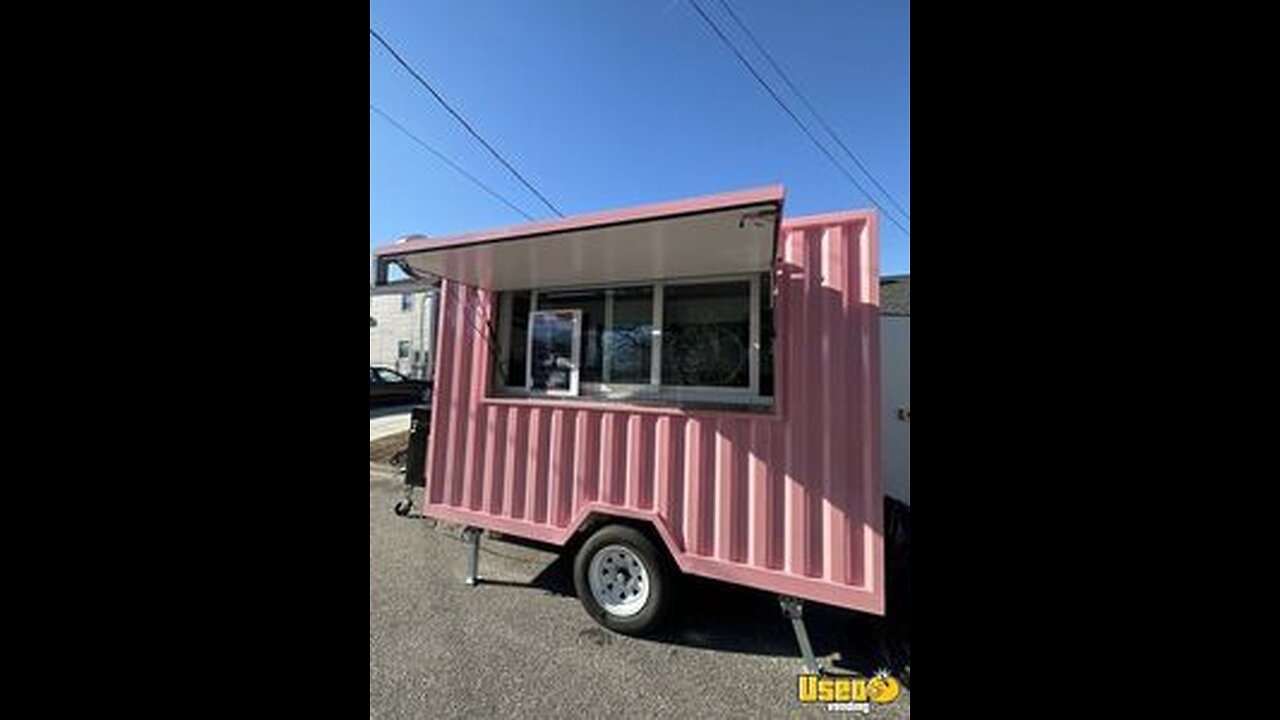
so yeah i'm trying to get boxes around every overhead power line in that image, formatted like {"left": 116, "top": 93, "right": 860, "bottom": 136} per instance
{"left": 370, "top": 103, "right": 536, "bottom": 221}
{"left": 714, "top": 0, "right": 910, "bottom": 221}
{"left": 370, "top": 27, "right": 564, "bottom": 218}
{"left": 684, "top": 0, "right": 910, "bottom": 237}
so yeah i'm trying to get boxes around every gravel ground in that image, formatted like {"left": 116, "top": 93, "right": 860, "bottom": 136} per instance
{"left": 370, "top": 431, "right": 410, "bottom": 465}
{"left": 370, "top": 464, "right": 910, "bottom": 719}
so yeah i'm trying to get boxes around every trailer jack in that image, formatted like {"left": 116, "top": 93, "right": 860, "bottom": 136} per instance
{"left": 462, "top": 526, "right": 482, "bottom": 585}
{"left": 779, "top": 595, "right": 822, "bottom": 674}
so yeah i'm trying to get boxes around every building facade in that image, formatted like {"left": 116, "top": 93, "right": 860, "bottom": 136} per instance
{"left": 879, "top": 275, "right": 910, "bottom": 506}
{"left": 370, "top": 286, "right": 438, "bottom": 379}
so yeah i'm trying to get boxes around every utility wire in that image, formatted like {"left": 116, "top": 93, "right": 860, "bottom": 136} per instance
{"left": 370, "top": 27, "right": 564, "bottom": 218}
{"left": 685, "top": 0, "right": 910, "bottom": 237}
{"left": 714, "top": 0, "right": 910, "bottom": 222}
{"left": 370, "top": 103, "right": 536, "bottom": 221}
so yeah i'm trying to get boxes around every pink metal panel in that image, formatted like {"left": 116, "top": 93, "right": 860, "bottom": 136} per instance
{"left": 420, "top": 207, "right": 883, "bottom": 615}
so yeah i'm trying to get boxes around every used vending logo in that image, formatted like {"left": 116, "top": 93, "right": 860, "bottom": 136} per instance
{"left": 797, "top": 670, "right": 901, "bottom": 714}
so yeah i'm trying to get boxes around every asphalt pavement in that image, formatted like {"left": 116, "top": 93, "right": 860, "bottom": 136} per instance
{"left": 370, "top": 464, "right": 910, "bottom": 719}
{"left": 370, "top": 405, "right": 415, "bottom": 441}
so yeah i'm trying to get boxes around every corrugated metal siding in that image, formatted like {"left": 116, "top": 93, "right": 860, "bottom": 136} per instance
{"left": 420, "top": 211, "right": 882, "bottom": 613}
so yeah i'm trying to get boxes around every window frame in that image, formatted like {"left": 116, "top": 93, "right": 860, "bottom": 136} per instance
{"left": 495, "top": 273, "right": 771, "bottom": 407}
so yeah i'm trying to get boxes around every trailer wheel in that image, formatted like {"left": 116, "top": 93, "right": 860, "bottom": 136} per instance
{"left": 573, "top": 524, "right": 671, "bottom": 635}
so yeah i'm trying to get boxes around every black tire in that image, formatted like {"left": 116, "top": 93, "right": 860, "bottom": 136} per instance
{"left": 573, "top": 524, "right": 672, "bottom": 636}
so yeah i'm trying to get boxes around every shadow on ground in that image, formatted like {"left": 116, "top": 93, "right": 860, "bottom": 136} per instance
{"left": 479, "top": 530, "right": 911, "bottom": 685}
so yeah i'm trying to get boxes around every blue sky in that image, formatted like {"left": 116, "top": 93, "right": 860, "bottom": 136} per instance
{"left": 370, "top": 0, "right": 909, "bottom": 275}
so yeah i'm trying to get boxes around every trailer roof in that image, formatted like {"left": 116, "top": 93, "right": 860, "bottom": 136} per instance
{"left": 372, "top": 185, "right": 784, "bottom": 291}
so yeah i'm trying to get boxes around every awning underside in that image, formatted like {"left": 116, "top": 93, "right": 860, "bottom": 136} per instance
{"left": 385, "top": 200, "right": 781, "bottom": 291}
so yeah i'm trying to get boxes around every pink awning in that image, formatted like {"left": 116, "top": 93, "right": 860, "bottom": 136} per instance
{"left": 372, "top": 185, "right": 784, "bottom": 291}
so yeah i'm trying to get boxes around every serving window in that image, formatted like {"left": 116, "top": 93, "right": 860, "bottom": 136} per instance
{"left": 494, "top": 273, "right": 774, "bottom": 408}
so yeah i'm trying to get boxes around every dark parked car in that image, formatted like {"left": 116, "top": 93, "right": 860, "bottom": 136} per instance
{"left": 370, "top": 367, "right": 432, "bottom": 406}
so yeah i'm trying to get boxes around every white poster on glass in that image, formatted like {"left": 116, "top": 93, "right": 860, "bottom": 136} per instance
{"left": 526, "top": 309, "right": 581, "bottom": 396}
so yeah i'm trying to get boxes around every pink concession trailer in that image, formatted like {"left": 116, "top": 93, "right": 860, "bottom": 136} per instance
{"left": 373, "top": 186, "right": 881, "bottom": 671}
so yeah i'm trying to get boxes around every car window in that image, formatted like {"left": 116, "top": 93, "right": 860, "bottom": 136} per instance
{"left": 377, "top": 369, "right": 405, "bottom": 383}
{"left": 370, "top": 368, "right": 378, "bottom": 383}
